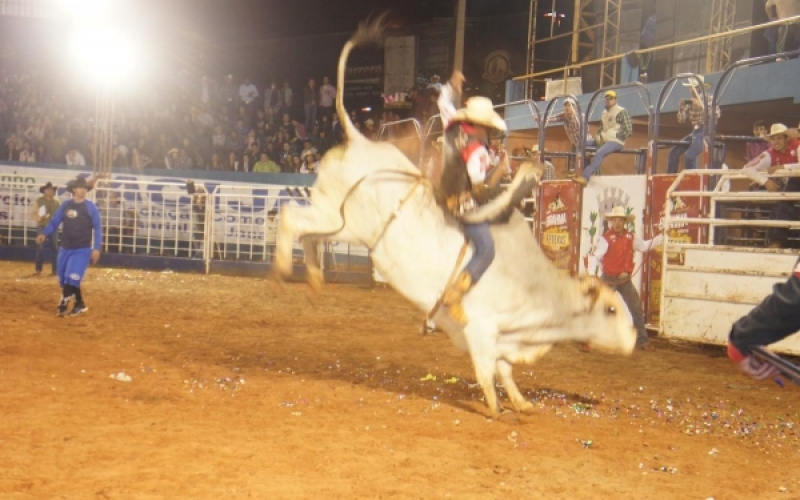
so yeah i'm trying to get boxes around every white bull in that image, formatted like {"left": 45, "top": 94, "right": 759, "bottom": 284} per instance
{"left": 274, "top": 19, "right": 637, "bottom": 417}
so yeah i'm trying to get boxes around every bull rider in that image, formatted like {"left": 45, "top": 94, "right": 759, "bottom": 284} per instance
{"left": 436, "top": 70, "right": 509, "bottom": 324}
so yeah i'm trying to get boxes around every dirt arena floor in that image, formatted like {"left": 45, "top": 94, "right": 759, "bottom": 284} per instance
{"left": 1, "top": 260, "right": 799, "bottom": 499}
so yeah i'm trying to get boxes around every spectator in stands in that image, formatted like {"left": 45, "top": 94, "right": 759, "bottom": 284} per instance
{"left": 239, "top": 76, "right": 258, "bottom": 108}
{"left": 164, "top": 148, "right": 179, "bottom": 169}
{"left": 19, "top": 140, "right": 36, "bottom": 163}
{"left": 746, "top": 120, "right": 771, "bottom": 163}
{"left": 5, "top": 133, "right": 21, "bottom": 161}
{"left": 363, "top": 118, "right": 376, "bottom": 140}
{"left": 530, "top": 145, "right": 556, "bottom": 181}
{"left": 200, "top": 76, "right": 214, "bottom": 106}
{"left": 427, "top": 74, "right": 442, "bottom": 93}
{"left": 300, "top": 151, "right": 317, "bottom": 173}
{"left": 547, "top": 99, "right": 586, "bottom": 151}
{"left": 212, "top": 125, "right": 226, "bottom": 154}
{"left": 667, "top": 76, "right": 719, "bottom": 174}
{"left": 225, "top": 151, "right": 240, "bottom": 171}
{"left": 290, "top": 154, "right": 302, "bottom": 173}
{"left": 303, "top": 78, "right": 318, "bottom": 134}
{"left": 264, "top": 81, "right": 280, "bottom": 114}
{"left": 742, "top": 123, "right": 800, "bottom": 248}
{"left": 766, "top": 0, "right": 800, "bottom": 54}
{"left": 209, "top": 153, "right": 223, "bottom": 171}
{"left": 319, "top": 76, "right": 336, "bottom": 122}
{"left": 253, "top": 152, "right": 280, "bottom": 173}
{"left": 280, "top": 80, "right": 293, "bottom": 112}
{"left": 65, "top": 146, "right": 86, "bottom": 166}
{"left": 42, "top": 130, "right": 64, "bottom": 164}
{"left": 220, "top": 74, "right": 238, "bottom": 120}
{"left": 317, "top": 129, "right": 332, "bottom": 155}
{"left": 571, "top": 90, "right": 632, "bottom": 187}
{"left": 225, "top": 129, "right": 243, "bottom": 156}
{"left": 130, "top": 148, "right": 152, "bottom": 170}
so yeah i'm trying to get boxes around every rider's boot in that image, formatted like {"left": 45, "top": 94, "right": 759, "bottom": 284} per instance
{"left": 442, "top": 271, "right": 472, "bottom": 325}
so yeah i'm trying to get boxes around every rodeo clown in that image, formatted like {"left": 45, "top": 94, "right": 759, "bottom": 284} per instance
{"left": 727, "top": 256, "right": 800, "bottom": 381}
{"left": 36, "top": 175, "right": 103, "bottom": 316}
{"left": 436, "top": 70, "right": 508, "bottom": 324}
{"left": 591, "top": 206, "right": 663, "bottom": 349}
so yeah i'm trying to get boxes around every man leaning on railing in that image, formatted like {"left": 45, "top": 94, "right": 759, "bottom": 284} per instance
{"left": 741, "top": 123, "right": 800, "bottom": 248}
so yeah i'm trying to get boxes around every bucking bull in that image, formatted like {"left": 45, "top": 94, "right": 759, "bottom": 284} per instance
{"left": 274, "top": 18, "right": 636, "bottom": 417}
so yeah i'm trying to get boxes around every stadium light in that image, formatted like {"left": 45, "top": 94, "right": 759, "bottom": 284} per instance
{"left": 68, "top": 25, "right": 138, "bottom": 85}
{"left": 58, "top": 0, "right": 111, "bottom": 20}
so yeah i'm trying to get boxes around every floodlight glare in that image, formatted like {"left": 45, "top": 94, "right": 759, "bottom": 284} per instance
{"left": 69, "top": 26, "right": 138, "bottom": 85}
{"left": 59, "top": 0, "right": 111, "bottom": 20}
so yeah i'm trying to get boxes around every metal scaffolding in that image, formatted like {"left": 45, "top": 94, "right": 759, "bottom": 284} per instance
{"left": 705, "top": 0, "right": 737, "bottom": 73}
{"left": 599, "top": 0, "right": 622, "bottom": 87}
{"left": 525, "top": 0, "right": 600, "bottom": 98}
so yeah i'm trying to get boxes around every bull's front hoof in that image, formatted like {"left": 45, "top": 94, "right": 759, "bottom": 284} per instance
{"left": 511, "top": 400, "right": 534, "bottom": 413}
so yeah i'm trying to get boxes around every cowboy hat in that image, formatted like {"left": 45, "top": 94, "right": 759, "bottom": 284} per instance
{"left": 435, "top": 135, "right": 444, "bottom": 144}
{"left": 451, "top": 97, "right": 507, "bottom": 132}
{"left": 604, "top": 205, "right": 635, "bottom": 222}
{"left": 681, "top": 75, "right": 711, "bottom": 88}
{"left": 66, "top": 176, "right": 89, "bottom": 193}
{"left": 764, "top": 123, "right": 799, "bottom": 139}
{"left": 39, "top": 181, "right": 57, "bottom": 193}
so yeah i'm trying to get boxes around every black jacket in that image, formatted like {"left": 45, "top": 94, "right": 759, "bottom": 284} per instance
{"left": 729, "top": 257, "right": 800, "bottom": 354}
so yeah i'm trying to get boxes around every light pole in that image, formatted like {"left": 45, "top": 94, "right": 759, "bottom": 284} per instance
{"left": 63, "top": 1, "right": 137, "bottom": 177}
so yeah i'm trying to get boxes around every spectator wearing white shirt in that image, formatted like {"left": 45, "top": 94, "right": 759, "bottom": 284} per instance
{"left": 239, "top": 77, "right": 259, "bottom": 105}
{"left": 319, "top": 76, "right": 337, "bottom": 122}
{"left": 65, "top": 147, "right": 86, "bottom": 166}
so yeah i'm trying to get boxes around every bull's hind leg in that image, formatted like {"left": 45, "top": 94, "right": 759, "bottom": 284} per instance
{"left": 496, "top": 360, "right": 533, "bottom": 413}
{"left": 464, "top": 323, "right": 503, "bottom": 417}
{"left": 301, "top": 236, "right": 324, "bottom": 292}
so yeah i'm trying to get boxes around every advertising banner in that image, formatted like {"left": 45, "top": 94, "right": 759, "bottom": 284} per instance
{"left": 537, "top": 180, "right": 581, "bottom": 274}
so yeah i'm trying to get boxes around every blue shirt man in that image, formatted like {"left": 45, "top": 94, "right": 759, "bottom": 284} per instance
{"left": 37, "top": 176, "right": 103, "bottom": 316}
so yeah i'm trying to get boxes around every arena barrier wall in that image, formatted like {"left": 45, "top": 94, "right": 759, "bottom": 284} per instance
{"left": 0, "top": 164, "right": 373, "bottom": 283}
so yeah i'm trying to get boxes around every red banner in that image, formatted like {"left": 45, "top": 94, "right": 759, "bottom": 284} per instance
{"left": 643, "top": 174, "right": 706, "bottom": 325}
{"left": 537, "top": 180, "right": 582, "bottom": 275}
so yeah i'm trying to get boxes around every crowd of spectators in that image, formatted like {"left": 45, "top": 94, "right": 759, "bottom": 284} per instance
{"left": 0, "top": 68, "right": 408, "bottom": 174}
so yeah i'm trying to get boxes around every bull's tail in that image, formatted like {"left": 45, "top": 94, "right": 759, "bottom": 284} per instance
{"left": 337, "top": 14, "right": 387, "bottom": 143}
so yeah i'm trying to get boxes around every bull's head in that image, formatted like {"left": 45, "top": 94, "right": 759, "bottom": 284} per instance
{"left": 578, "top": 276, "right": 637, "bottom": 355}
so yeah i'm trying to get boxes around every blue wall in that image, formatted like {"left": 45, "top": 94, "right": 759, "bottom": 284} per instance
{"left": 505, "top": 58, "right": 800, "bottom": 131}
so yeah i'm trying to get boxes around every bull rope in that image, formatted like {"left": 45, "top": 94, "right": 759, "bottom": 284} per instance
{"left": 426, "top": 239, "right": 470, "bottom": 321}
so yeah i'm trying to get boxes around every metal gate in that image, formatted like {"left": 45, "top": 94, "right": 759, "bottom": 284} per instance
{"left": 660, "top": 169, "right": 800, "bottom": 355}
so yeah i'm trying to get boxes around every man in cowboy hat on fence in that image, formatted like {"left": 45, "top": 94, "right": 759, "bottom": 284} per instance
{"left": 667, "top": 75, "right": 720, "bottom": 174}
{"left": 36, "top": 175, "right": 103, "bottom": 316}
{"left": 436, "top": 70, "right": 509, "bottom": 324}
{"left": 591, "top": 206, "right": 663, "bottom": 349}
{"left": 742, "top": 123, "right": 800, "bottom": 248}
{"left": 30, "top": 181, "right": 61, "bottom": 276}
